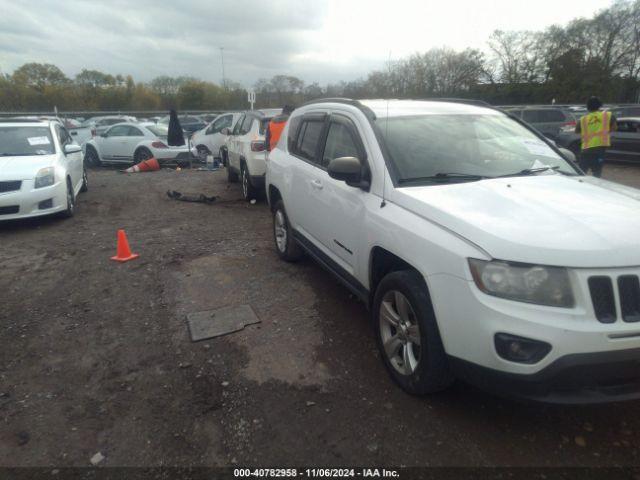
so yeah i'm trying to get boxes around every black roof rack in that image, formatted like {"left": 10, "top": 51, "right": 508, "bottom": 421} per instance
{"left": 299, "top": 98, "right": 377, "bottom": 119}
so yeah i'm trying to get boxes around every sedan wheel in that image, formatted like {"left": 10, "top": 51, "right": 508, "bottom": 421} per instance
{"left": 379, "top": 290, "right": 421, "bottom": 376}
{"left": 196, "top": 146, "right": 210, "bottom": 162}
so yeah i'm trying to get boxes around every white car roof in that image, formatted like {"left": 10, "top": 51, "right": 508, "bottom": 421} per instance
{"left": 358, "top": 99, "right": 499, "bottom": 118}
{"left": 0, "top": 119, "right": 51, "bottom": 127}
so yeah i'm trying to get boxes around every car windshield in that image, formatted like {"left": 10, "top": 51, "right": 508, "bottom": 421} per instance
{"left": 0, "top": 126, "right": 55, "bottom": 156}
{"left": 376, "top": 113, "right": 577, "bottom": 184}
{"left": 147, "top": 124, "right": 168, "bottom": 137}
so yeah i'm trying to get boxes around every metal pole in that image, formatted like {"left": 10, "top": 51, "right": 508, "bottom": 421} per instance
{"left": 220, "top": 47, "right": 226, "bottom": 89}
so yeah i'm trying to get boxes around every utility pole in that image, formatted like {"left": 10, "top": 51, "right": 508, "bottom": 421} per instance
{"left": 219, "top": 47, "right": 226, "bottom": 89}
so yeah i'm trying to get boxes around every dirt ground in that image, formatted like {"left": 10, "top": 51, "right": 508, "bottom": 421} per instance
{"left": 1, "top": 163, "right": 640, "bottom": 468}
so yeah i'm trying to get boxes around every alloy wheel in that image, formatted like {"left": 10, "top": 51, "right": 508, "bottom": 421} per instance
{"left": 242, "top": 168, "right": 248, "bottom": 198}
{"left": 274, "top": 209, "right": 287, "bottom": 253}
{"left": 379, "top": 290, "right": 422, "bottom": 376}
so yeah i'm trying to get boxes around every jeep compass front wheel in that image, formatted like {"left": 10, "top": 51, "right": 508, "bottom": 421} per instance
{"left": 273, "top": 200, "right": 302, "bottom": 262}
{"left": 373, "top": 270, "right": 453, "bottom": 395}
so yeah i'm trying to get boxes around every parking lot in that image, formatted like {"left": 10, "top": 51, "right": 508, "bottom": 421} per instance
{"left": 1, "top": 163, "right": 640, "bottom": 468}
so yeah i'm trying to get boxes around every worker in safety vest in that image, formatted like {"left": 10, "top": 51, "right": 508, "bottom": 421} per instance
{"left": 575, "top": 96, "right": 617, "bottom": 178}
{"left": 265, "top": 105, "right": 295, "bottom": 152}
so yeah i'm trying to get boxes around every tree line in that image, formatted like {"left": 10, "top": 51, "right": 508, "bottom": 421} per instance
{"left": 1, "top": 0, "right": 638, "bottom": 113}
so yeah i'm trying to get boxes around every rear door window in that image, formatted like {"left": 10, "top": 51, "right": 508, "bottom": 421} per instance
{"left": 540, "top": 110, "right": 566, "bottom": 122}
{"left": 293, "top": 120, "right": 324, "bottom": 163}
{"left": 232, "top": 115, "right": 245, "bottom": 135}
{"left": 522, "top": 110, "right": 543, "bottom": 123}
{"left": 240, "top": 116, "right": 254, "bottom": 135}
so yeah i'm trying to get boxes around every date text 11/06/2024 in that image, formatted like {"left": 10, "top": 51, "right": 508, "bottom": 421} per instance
{"left": 233, "top": 469, "right": 400, "bottom": 478}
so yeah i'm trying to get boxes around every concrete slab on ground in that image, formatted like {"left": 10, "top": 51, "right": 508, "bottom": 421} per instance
{"left": 187, "top": 304, "right": 261, "bottom": 341}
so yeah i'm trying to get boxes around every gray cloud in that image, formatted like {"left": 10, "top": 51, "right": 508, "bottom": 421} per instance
{"left": 0, "top": 0, "right": 345, "bottom": 86}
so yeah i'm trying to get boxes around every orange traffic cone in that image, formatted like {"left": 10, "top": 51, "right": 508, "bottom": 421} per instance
{"left": 123, "top": 157, "right": 160, "bottom": 173}
{"left": 111, "top": 229, "right": 139, "bottom": 262}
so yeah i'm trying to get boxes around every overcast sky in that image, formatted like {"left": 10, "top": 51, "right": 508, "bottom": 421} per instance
{"left": 0, "top": 0, "right": 611, "bottom": 87}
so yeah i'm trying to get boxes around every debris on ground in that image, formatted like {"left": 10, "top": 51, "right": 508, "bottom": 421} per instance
{"left": 90, "top": 452, "right": 105, "bottom": 465}
{"left": 306, "top": 401, "right": 316, "bottom": 407}
{"left": 167, "top": 190, "right": 217, "bottom": 204}
{"left": 187, "top": 305, "right": 261, "bottom": 341}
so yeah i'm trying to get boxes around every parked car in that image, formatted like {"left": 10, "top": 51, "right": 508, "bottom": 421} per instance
{"left": 556, "top": 116, "right": 640, "bottom": 163}
{"left": 157, "top": 114, "right": 207, "bottom": 136}
{"left": 0, "top": 118, "right": 87, "bottom": 220}
{"left": 504, "top": 106, "right": 576, "bottom": 140}
{"left": 266, "top": 98, "right": 640, "bottom": 403}
{"left": 60, "top": 118, "right": 94, "bottom": 147}
{"left": 84, "top": 122, "right": 191, "bottom": 166}
{"left": 83, "top": 116, "right": 138, "bottom": 136}
{"left": 224, "top": 109, "right": 280, "bottom": 200}
{"left": 190, "top": 112, "right": 243, "bottom": 162}
{"left": 611, "top": 105, "right": 640, "bottom": 118}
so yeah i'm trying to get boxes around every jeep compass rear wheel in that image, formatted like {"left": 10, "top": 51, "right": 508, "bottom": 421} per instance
{"left": 373, "top": 270, "right": 453, "bottom": 395}
{"left": 273, "top": 200, "right": 302, "bottom": 262}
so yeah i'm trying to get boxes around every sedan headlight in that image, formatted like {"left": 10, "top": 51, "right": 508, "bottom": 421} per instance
{"left": 468, "top": 259, "right": 574, "bottom": 308}
{"left": 34, "top": 167, "right": 55, "bottom": 188}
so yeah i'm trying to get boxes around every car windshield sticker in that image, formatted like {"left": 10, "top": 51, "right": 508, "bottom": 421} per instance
{"left": 521, "top": 138, "right": 555, "bottom": 157}
{"left": 27, "top": 136, "right": 51, "bottom": 146}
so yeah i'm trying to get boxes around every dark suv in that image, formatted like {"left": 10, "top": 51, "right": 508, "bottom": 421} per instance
{"left": 504, "top": 107, "right": 576, "bottom": 141}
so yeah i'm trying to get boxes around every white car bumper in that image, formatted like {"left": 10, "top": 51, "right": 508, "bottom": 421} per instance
{"left": 428, "top": 267, "right": 640, "bottom": 403}
{"left": 0, "top": 179, "right": 67, "bottom": 221}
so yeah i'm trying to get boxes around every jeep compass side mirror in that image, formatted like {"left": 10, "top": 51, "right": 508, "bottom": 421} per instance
{"left": 328, "top": 156, "right": 365, "bottom": 188}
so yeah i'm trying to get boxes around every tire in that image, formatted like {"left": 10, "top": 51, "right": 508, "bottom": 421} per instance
{"left": 84, "top": 146, "right": 101, "bottom": 167}
{"left": 272, "top": 200, "right": 303, "bottom": 262}
{"left": 134, "top": 147, "right": 153, "bottom": 164}
{"left": 219, "top": 148, "right": 228, "bottom": 167}
{"left": 373, "top": 270, "right": 453, "bottom": 395}
{"left": 241, "top": 162, "right": 259, "bottom": 201}
{"left": 196, "top": 145, "right": 210, "bottom": 162}
{"left": 60, "top": 178, "right": 76, "bottom": 219}
{"left": 80, "top": 167, "right": 88, "bottom": 193}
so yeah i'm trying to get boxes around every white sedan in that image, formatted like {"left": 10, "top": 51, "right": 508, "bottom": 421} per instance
{"left": 84, "top": 122, "right": 192, "bottom": 166}
{"left": 0, "top": 119, "right": 87, "bottom": 221}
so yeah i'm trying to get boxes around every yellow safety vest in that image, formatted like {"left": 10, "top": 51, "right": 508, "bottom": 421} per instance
{"left": 580, "top": 111, "right": 612, "bottom": 150}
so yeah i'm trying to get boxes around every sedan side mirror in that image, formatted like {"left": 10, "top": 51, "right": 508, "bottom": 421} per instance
{"left": 221, "top": 127, "right": 231, "bottom": 135}
{"left": 100, "top": 133, "right": 107, "bottom": 138}
{"left": 558, "top": 147, "right": 576, "bottom": 162}
{"left": 64, "top": 144, "right": 82, "bottom": 154}
{"left": 328, "top": 156, "right": 365, "bottom": 188}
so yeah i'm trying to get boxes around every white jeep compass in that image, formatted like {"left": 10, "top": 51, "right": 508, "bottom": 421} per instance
{"left": 266, "top": 98, "right": 640, "bottom": 404}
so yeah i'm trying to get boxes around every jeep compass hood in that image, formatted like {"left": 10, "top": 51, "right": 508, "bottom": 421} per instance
{"left": 393, "top": 175, "right": 640, "bottom": 268}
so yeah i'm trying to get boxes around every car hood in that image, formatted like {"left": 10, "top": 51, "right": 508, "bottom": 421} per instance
{"left": 393, "top": 174, "right": 640, "bottom": 268}
{"left": 0, "top": 155, "right": 56, "bottom": 180}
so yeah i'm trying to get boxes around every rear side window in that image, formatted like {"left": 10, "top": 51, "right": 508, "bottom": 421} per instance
{"left": 293, "top": 120, "right": 324, "bottom": 162}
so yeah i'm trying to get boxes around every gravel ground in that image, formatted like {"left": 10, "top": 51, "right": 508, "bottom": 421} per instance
{"left": 1, "top": 163, "right": 640, "bottom": 468}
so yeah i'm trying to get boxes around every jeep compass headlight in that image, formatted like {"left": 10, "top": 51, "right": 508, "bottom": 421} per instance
{"left": 34, "top": 167, "right": 55, "bottom": 188}
{"left": 468, "top": 259, "right": 574, "bottom": 308}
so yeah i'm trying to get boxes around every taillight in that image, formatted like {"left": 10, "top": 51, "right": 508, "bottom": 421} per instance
{"left": 151, "top": 141, "right": 168, "bottom": 149}
{"left": 251, "top": 140, "right": 265, "bottom": 152}
{"left": 560, "top": 121, "right": 576, "bottom": 132}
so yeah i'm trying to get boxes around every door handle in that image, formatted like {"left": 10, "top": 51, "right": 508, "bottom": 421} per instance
{"left": 310, "top": 179, "right": 323, "bottom": 190}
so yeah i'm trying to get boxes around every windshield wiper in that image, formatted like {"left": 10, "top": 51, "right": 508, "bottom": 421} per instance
{"left": 497, "top": 166, "right": 567, "bottom": 178}
{"left": 398, "top": 172, "right": 491, "bottom": 185}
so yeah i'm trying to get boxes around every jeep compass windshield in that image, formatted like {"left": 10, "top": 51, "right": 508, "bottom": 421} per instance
{"left": 376, "top": 114, "right": 578, "bottom": 184}
{"left": 0, "top": 126, "right": 55, "bottom": 157}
